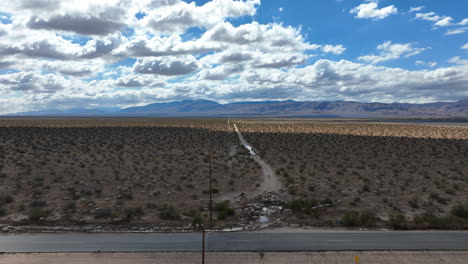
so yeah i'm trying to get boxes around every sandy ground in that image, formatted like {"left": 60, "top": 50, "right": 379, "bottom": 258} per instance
{"left": 1, "top": 251, "right": 468, "bottom": 264}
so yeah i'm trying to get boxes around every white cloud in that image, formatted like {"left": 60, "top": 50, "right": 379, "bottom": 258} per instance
{"left": 114, "top": 73, "right": 166, "bottom": 87}
{"left": 415, "top": 12, "right": 441, "bottom": 22}
{"left": 409, "top": 6, "right": 424, "bottom": 13}
{"left": 350, "top": 2, "right": 397, "bottom": 20}
{"left": 0, "top": 0, "right": 465, "bottom": 114}
{"left": 415, "top": 61, "right": 437, "bottom": 68}
{"left": 415, "top": 11, "right": 467, "bottom": 35}
{"left": 0, "top": 71, "right": 72, "bottom": 93}
{"left": 139, "top": 0, "right": 260, "bottom": 34}
{"left": 133, "top": 56, "right": 199, "bottom": 75}
{"left": 321, "top": 45, "right": 346, "bottom": 55}
{"left": 434, "top": 17, "right": 453, "bottom": 27}
{"left": 462, "top": 43, "right": 468, "bottom": 50}
{"left": 358, "top": 41, "right": 429, "bottom": 64}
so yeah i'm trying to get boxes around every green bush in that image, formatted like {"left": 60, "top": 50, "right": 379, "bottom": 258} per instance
{"left": 0, "top": 194, "right": 14, "bottom": 206}
{"left": 0, "top": 207, "right": 6, "bottom": 217}
{"left": 342, "top": 211, "right": 377, "bottom": 227}
{"left": 191, "top": 211, "right": 203, "bottom": 228}
{"left": 124, "top": 207, "right": 144, "bottom": 221}
{"left": 214, "top": 201, "right": 235, "bottom": 220}
{"left": 288, "top": 199, "right": 317, "bottom": 212}
{"left": 159, "top": 205, "right": 180, "bottom": 220}
{"left": 451, "top": 204, "right": 468, "bottom": 219}
{"left": 29, "top": 208, "right": 48, "bottom": 222}
{"left": 64, "top": 201, "right": 76, "bottom": 211}
{"left": 30, "top": 200, "right": 46, "bottom": 207}
{"left": 389, "top": 212, "right": 406, "bottom": 229}
{"left": 95, "top": 208, "right": 113, "bottom": 219}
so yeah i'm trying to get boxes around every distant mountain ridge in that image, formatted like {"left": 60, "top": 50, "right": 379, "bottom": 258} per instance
{"left": 7, "top": 99, "right": 468, "bottom": 118}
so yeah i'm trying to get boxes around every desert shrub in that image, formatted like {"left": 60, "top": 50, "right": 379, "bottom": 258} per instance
{"left": 189, "top": 210, "right": 203, "bottom": 227}
{"left": 202, "top": 188, "right": 220, "bottom": 194}
{"left": 361, "top": 184, "right": 370, "bottom": 192}
{"left": 30, "top": 200, "right": 46, "bottom": 207}
{"left": 32, "top": 190, "right": 43, "bottom": 197}
{"left": 64, "top": 201, "right": 76, "bottom": 211}
{"left": 0, "top": 208, "right": 6, "bottom": 217}
{"left": 413, "top": 214, "right": 458, "bottom": 229}
{"left": 451, "top": 204, "right": 468, "bottom": 219}
{"left": 29, "top": 208, "right": 48, "bottom": 221}
{"left": 342, "top": 212, "right": 360, "bottom": 226}
{"left": 159, "top": 205, "right": 180, "bottom": 220}
{"left": 429, "top": 193, "right": 448, "bottom": 204}
{"left": 389, "top": 212, "right": 407, "bottom": 229}
{"left": 342, "top": 211, "right": 376, "bottom": 227}
{"left": 288, "top": 186, "right": 297, "bottom": 195}
{"left": 408, "top": 199, "right": 419, "bottom": 209}
{"left": 288, "top": 199, "right": 317, "bottom": 212}
{"left": 33, "top": 176, "right": 44, "bottom": 183}
{"left": 124, "top": 207, "right": 144, "bottom": 221}
{"left": 146, "top": 203, "right": 158, "bottom": 209}
{"left": 214, "top": 201, "right": 235, "bottom": 220}
{"left": 0, "top": 194, "right": 13, "bottom": 206}
{"left": 95, "top": 208, "right": 113, "bottom": 219}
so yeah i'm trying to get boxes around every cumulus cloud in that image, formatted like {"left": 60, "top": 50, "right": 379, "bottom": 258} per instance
{"left": 415, "top": 10, "right": 467, "bottom": 34}
{"left": 462, "top": 43, "right": 468, "bottom": 50}
{"left": 114, "top": 74, "right": 166, "bottom": 87}
{"left": 0, "top": 72, "right": 70, "bottom": 93}
{"left": 3, "top": 0, "right": 129, "bottom": 36}
{"left": 0, "top": 61, "right": 14, "bottom": 69}
{"left": 27, "top": 14, "right": 125, "bottom": 36}
{"left": 358, "top": 41, "right": 429, "bottom": 64}
{"left": 133, "top": 56, "right": 199, "bottom": 75}
{"left": 0, "top": 31, "right": 124, "bottom": 60}
{"left": 415, "top": 61, "right": 437, "bottom": 68}
{"left": 139, "top": 0, "right": 260, "bottom": 34}
{"left": 0, "top": 0, "right": 465, "bottom": 114}
{"left": 115, "top": 34, "right": 221, "bottom": 57}
{"left": 350, "top": 2, "right": 397, "bottom": 20}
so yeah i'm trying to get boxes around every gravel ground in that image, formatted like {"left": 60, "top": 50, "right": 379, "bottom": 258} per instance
{"left": 1, "top": 251, "right": 468, "bottom": 264}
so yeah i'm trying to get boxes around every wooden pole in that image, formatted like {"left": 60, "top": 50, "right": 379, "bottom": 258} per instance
{"left": 209, "top": 150, "right": 213, "bottom": 231}
{"left": 202, "top": 225, "right": 205, "bottom": 264}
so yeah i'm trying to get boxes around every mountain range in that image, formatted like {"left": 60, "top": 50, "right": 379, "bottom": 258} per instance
{"left": 6, "top": 99, "right": 468, "bottom": 118}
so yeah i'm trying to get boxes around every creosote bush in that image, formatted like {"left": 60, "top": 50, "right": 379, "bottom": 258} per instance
{"left": 214, "top": 201, "right": 235, "bottom": 220}
{"left": 159, "top": 205, "right": 179, "bottom": 220}
{"left": 29, "top": 207, "right": 48, "bottom": 222}
{"left": 342, "top": 211, "right": 376, "bottom": 227}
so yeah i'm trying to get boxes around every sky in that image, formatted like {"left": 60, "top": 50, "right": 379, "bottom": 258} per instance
{"left": 0, "top": 0, "right": 467, "bottom": 114}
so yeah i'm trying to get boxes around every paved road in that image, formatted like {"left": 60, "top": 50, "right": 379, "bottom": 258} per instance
{"left": 0, "top": 232, "right": 467, "bottom": 253}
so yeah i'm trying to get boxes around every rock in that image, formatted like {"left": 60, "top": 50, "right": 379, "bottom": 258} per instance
{"left": 1, "top": 226, "right": 14, "bottom": 233}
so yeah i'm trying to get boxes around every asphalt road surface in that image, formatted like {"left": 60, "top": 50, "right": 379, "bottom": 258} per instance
{"left": 0, "top": 232, "right": 467, "bottom": 253}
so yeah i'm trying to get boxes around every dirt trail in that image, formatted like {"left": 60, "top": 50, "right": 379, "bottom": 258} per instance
{"left": 233, "top": 123, "right": 282, "bottom": 194}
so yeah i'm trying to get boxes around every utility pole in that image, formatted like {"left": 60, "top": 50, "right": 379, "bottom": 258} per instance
{"left": 202, "top": 224, "right": 205, "bottom": 264}
{"left": 209, "top": 150, "right": 213, "bottom": 231}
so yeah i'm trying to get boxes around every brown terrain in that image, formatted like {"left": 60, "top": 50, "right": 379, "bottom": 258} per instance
{"left": 0, "top": 118, "right": 467, "bottom": 232}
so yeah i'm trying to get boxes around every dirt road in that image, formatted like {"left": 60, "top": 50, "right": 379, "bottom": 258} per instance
{"left": 233, "top": 123, "right": 281, "bottom": 193}
{"left": 2, "top": 251, "right": 467, "bottom": 264}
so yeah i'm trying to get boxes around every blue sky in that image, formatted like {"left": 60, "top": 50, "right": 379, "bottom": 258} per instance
{"left": 0, "top": 0, "right": 466, "bottom": 113}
